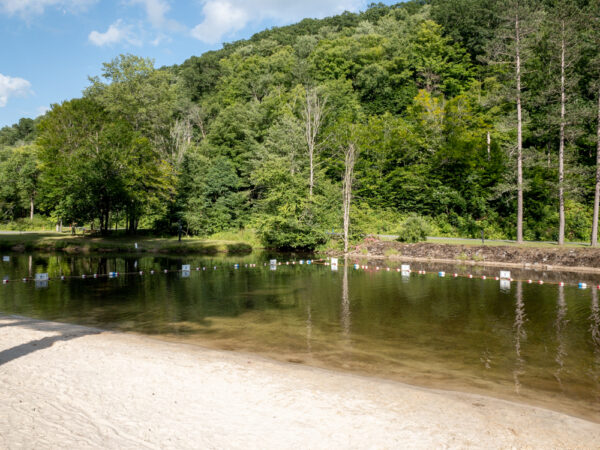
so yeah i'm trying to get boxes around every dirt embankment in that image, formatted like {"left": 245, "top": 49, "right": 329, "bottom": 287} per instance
{"left": 344, "top": 240, "right": 600, "bottom": 273}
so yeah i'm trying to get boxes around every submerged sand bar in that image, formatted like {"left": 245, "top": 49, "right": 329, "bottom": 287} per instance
{"left": 1, "top": 315, "right": 599, "bottom": 449}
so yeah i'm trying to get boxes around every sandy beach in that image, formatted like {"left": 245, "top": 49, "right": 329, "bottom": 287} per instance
{"left": 1, "top": 315, "right": 599, "bottom": 449}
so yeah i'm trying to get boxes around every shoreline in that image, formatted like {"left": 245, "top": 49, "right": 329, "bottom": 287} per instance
{"left": 1, "top": 315, "right": 599, "bottom": 448}
{"left": 343, "top": 253, "right": 600, "bottom": 274}
{"left": 333, "top": 240, "right": 600, "bottom": 275}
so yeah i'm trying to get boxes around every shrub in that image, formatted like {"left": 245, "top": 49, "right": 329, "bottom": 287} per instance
{"left": 256, "top": 216, "right": 327, "bottom": 250}
{"left": 226, "top": 242, "right": 253, "bottom": 254}
{"left": 396, "top": 215, "right": 430, "bottom": 243}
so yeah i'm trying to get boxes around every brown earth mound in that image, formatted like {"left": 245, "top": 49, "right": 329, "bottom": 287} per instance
{"left": 345, "top": 240, "right": 600, "bottom": 272}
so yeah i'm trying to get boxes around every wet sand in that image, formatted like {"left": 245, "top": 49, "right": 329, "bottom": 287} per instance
{"left": 1, "top": 315, "right": 599, "bottom": 449}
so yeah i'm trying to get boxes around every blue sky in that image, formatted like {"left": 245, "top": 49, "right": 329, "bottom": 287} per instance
{"left": 0, "top": 0, "right": 399, "bottom": 127}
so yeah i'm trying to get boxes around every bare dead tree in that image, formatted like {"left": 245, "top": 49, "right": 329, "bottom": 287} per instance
{"left": 515, "top": 7, "right": 525, "bottom": 243}
{"left": 486, "top": 0, "right": 540, "bottom": 243}
{"left": 593, "top": 86, "right": 600, "bottom": 246}
{"left": 590, "top": 6, "right": 600, "bottom": 247}
{"left": 170, "top": 118, "right": 193, "bottom": 166}
{"left": 302, "top": 88, "right": 327, "bottom": 199}
{"left": 343, "top": 142, "right": 358, "bottom": 255}
{"left": 548, "top": 1, "right": 583, "bottom": 245}
{"left": 558, "top": 18, "right": 567, "bottom": 245}
{"left": 170, "top": 104, "right": 207, "bottom": 166}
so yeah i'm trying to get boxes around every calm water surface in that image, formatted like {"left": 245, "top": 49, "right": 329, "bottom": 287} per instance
{"left": 1, "top": 253, "right": 599, "bottom": 422}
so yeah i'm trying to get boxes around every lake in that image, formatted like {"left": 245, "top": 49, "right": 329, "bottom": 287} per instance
{"left": 1, "top": 253, "right": 599, "bottom": 422}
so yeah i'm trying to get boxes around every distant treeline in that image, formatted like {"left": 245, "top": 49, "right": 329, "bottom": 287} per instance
{"left": 1, "top": 0, "right": 600, "bottom": 248}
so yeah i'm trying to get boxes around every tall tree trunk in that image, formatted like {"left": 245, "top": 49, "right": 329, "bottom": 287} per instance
{"left": 343, "top": 143, "right": 357, "bottom": 255}
{"left": 558, "top": 21, "right": 566, "bottom": 246}
{"left": 303, "top": 89, "right": 326, "bottom": 200}
{"left": 592, "top": 87, "right": 600, "bottom": 247}
{"left": 29, "top": 195, "right": 34, "bottom": 221}
{"left": 487, "top": 131, "right": 491, "bottom": 161}
{"left": 516, "top": 12, "right": 524, "bottom": 244}
{"left": 309, "top": 149, "right": 314, "bottom": 198}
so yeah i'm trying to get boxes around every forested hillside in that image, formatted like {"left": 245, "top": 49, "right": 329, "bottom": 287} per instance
{"left": 1, "top": 0, "right": 599, "bottom": 249}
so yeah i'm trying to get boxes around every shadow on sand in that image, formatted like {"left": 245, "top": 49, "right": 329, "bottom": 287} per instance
{"left": 0, "top": 316, "right": 101, "bottom": 366}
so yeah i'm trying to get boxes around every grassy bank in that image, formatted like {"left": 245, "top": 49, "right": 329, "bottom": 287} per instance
{"left": 0, "top": 232, "right": 254, "bottom": 255}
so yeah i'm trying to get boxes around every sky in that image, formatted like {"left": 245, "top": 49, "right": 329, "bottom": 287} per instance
{"left": 0, "top": 0, "right": 399, "bottom": 128}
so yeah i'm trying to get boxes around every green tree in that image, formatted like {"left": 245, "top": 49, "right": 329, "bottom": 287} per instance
{"left": 0, "top": 145, "right": 39, "bottom": 221}
{"left": 37, "top": 98, "right": 171, "bottom": 233}
{"left": 178, "top": 150, "right": 247, "bottom": 236}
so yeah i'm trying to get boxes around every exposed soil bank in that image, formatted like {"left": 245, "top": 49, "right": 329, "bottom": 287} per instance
{"left": 1, "top": 315, "right": 599, "bottom": 449}
{"left": 341, "top": 240, "right": 600, "bottom": 274}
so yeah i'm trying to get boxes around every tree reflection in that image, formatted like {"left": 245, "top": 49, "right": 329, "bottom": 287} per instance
{"left": 306, "top": 298, "right": 312, "bottom": 353}
{"left": 590, "top": 288, "right": 600, "bottom": 401}
{"left": 554, "top": 285, "right": 568, "bottom": 387}
{"left": 341, "top": 258, "right": 351, "bottom": 337}
{"left": 513, "top": 281, "right": 526, "bottom": 394}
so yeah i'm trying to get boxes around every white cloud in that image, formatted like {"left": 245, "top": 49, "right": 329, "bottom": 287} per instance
{"left": 0, "top": 74, "right": 31, "bottom": 107}
{"left": 131, "top": 0, "right": 168, "bottom": 28}
{"left": 130, "top": 0, "right": 184, "bottom": 32}
{"left": 36, "top": 105, "right": 50, "bottom": 116}
{"left": 191, "top": 0, "right": 365, "bottom": 43}
{"left": 89, "top": 20, "right": 141, "bottom": 47}
{"left": 191, "top": 1, "right": 248, "bottom": 44}
{"left": 0, "top": 0, "right": 96, "bottom": 16}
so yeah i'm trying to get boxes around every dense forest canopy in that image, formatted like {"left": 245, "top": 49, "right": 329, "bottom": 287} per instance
{"left": 1, "top": 0, "right": 600, "bottom": 248}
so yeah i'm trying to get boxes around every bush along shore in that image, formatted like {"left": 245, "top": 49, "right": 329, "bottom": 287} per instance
{"left": 334, "top": 240, "right": 600, "bottom": 273}
{"left": 0, "top": 233, "right": 253, "bottom": 255}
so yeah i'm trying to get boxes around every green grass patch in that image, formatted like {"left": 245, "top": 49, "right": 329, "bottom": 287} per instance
{"left": 0, "top": 232, "right": 255, "bottom": 255}
{"left": 384, "top": 248, "right": 399, "bottom": 257}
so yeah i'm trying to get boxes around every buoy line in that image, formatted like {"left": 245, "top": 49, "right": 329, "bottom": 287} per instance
{"left": 1, "top": 258, "right": 599, "bottom": 290}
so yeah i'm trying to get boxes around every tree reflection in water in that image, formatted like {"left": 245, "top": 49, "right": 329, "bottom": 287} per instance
{"left": 513, "top": 281, "right": 526, "bottom": 394}
{"left": 590, "top": 288, "right": 600, "bottom": 402}
{"left": 341, "top": 259, "right": 351, "bottom": 338}
{"left": 554, "top": 285, "right": 568, "bottom": 388}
